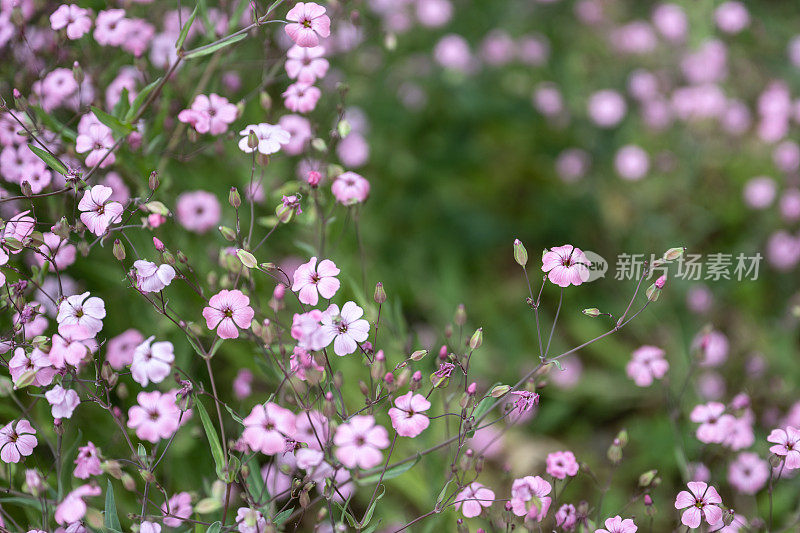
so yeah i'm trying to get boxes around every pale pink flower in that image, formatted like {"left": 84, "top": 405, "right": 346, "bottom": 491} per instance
{"left": 78, "top": 185, "right": 123, "bottom": 236}
{"left": 454, "top": 482, "right": 495, "bottom": 518}
{"left": 694, "top": 329, "right": 729, "bottom": 367}
{"left": 55, "top": 484, "right": 100, "bottom": 525}
{"left": 337, "top": 132, "right": 370, "bottom": 168}
{"left": 291, "top": 310, "right": 328, "bottom": 351}
{"left": 278, "top": 114, "right": 313, "bottom": 155}
{"left": 546, "top": 450, "right": 579, "bottom": 479}
{"left": 133, "top": 260, "right": 175, "bottom": 293}
{"left": 49, "top": 325, "right": 95, "bottom": 369}
{"left": 715, "top": 2, "right": 749, "bottom": 34}
{"left": 743, "top": 177, "right": 776, "bottom": 209}
{"left": 75, "top": 123, "right": 115, "bottom": 168}
{"left": 556, "top": 504, "right": 578, "bottom": 531}
{"left": 510, "top": 475, "right": 552, "bottom": 522}
{"left": 50, "top": 5, "right": 92, "bottom": 40}
{"left": 587, "top": 90, "right": 626, "bottom": 128}
{"left": 45, "top": 385, "right": 80, "bottom": 419}
{"left": 675, "top": 481, "right": 723, "bottom": 528}
{"left": 57, "top": 292, "right": 106, "bottom": 336}
{"left": 282, "top": 82, "right": 322, "bottom": 113}
{"left": 178, "top": 93, "right": 237, "bottom": 136}
{"left": 36, "top": 232, "right": 77, "bottom": 271}
{"left": 242, "top": 402, "right": 297, "bottom": 455}
{"left": 284, "top": 2, "right": 331, "bottom": 48}
{"left": 127, "top": 390, "right": 182, "bottom": 443}
{"left": 4, "top": 210, "right": 35, "bottom": 251}
{"left": 626, "top": 345, "right": 669, "bottom": 386}
{"left": 333, "top": 415, "right": 389, "bottom": 469}
{"left": 9, "top": 347, "right": 55, "bottom": 388}
{"left": 73, "top": 441, "right": 102, "bottom": 479}
{"left": 541, "top": 244, "right": 590, "bottom": 287}
{"left": 319, "top": 301, "right": 370, "bottom": 356}
{"left": 285, "top": 45, "right": 329, "bottom": 83}
{"left": 233, "top": 369, "right": 253, "bottom": 400}
{"left": 238, "top": 123, "right": 291, "bottom": 155}
{"left": 652, "top": 3, "right": 687, "bottom": 43}
{"left": 615, "top": 145, "right": 649, "bottom": 181}
{"left": 388, "top": 392, "right": 431, "bottom": 437}
{"left": 106, "top": 329, "right": 144, "bottom": 369}
{"left": 596, "top": 515, "right": 638, "bottom": 533}
{"left": 289, "top": 347, "right": 324, "bottom": 380}
{"left": 94, "top": 9, "right": 128, "bottom": 46}
{"left": 434, "top": 34, "right": 472, "bottom": 72}
{"left": 203, "top": 289, "right": 255, "bottom": 339}
{"left": 767, "top": 426, "right": 800, "bottom": 469}
{"left": 176, "top": 190, "right": 221, "bottom": 234}
{"left": 691, "top": 402, "right": 733, "bottom": 444}
{"left": 131, "top": 336, "right": 174, "bottom": 386}
{"left": 235, "top": 507, "right": 267, "bottom": 533}
{"left": 332, "top": 171, "right": 370, "bottom": 205}
{"left": 0, "top": 419, "right": 37, "bottom": 463}
{"left": 291, "top": 256, "right": 340, "bottom": 305}
{"left": 728, "top": 452, "right": 769, "bottom": 494}
{"left": 295, "top": 410, "right": 329, "bottom": 450}
{"left": 140, "top": 522, "right": 161, "bottom": 533}
{"left": 161, "top": 492, "right": 192, "bottom": 527}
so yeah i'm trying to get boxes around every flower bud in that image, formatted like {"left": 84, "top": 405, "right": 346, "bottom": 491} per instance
{"left": 410, "top": 349, "right": 427, "bottom": 362}
{"left": 20, "top": 180, "right": 32, "bottom": 197}
{"left": 307, "top": 170, "right": 322, "bottom": 187}
{"left": 229, "top": 187, "right": 242, "bottom": 208}
{"left": 513, "top": 239, "right": 528, "bottom": 267}
{"left": 152, "top": 237, "right": 165, "bottom": 251}
{"left": 663, "top": 247, "right": 686, "bottom": 261}
{"left": 259, "top": 91, "right": 272, "bottom": 110}
{"left": 490, "top": 385, "right": 510, "bottom": 397}
{"left": 219, "top": 226, "right": 237, "bottom": 241}
{"left": 655, "top": 275, "right": 666, "bottom": 289}
{"left": 582, "top": 308, "right": 601, "bottom": 317}
{"left": 646, "top": 283, "right": 661, "bottom": 302}
{"left": 639, "top": 469, "right": 658, "bottom": 487}
{"left": 469, "top": 327, "right": 483, "bottom": 350}
{"left": 467, "top": 382, "right": 477, "bottom": 395}
{"left": 454, "top": 304, "right": 467, "bottom": 326}
{"left": 237, "top": 249, "right": 257, "bottom": 269}
{"left": 374, "top": 282, "right": 386, "bottom": 304}
{"left": 52, "top": 217, "right": 70, "bottom": 240}
{"left": 248, "top": 130, "right": 259, "bottom": 149}
{"left": 311, "top": 138, "right": 327, "bottom": 152}
{"left": 337, "top": 119, "right": 351, "bottom": 139}
{"left": 148, "top": 171, "right": 159, "bottom": 191}
{"left": 162, "top": 250, "right": 176, "bottom": 266}
{"left": 112, "top": 239, "right": 126, "bottom": 261}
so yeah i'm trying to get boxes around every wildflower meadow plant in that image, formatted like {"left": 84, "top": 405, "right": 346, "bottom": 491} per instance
{"left": 0, "top": 1, "right": 799, "bottom": 532}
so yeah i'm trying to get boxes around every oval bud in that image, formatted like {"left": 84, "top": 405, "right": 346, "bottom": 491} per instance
{"left": 513, "top": 238, "right": 528, "bottom": 267}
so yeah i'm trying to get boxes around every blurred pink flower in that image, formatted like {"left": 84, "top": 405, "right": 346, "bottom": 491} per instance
{"left": 50, "top": 4, "right": 92, "bottom": 40}
{"left": 131, "top": 336, "right": 174, "bottom": 386}
{"left": 546, "top": 450, "right": 579, "bottom": 479}
{"left": 333, "top": 415, "right": 389, "bottom": 469}
{"left": 45, "top": 385, "right": 80, "bottom": 419}
{"left": 176, "top": 190, "right": 221, "bottom": 234}
{"left": 510, "top": 475, "right": 551, "bottom": 522}
{"left": 626, "top": 345, "right": 669, "bottom": 387}
{"left": 55, "top": 484, "right": 100, "bottom": 525}
{"left": 73, "top": 441, "right": 102, "bottom": 479}
{"left": 728, "top": 452, "right": 769, "bottom": 494}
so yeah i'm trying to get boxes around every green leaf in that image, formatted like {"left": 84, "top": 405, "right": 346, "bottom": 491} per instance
{"left": 197, "top": 0, "right": 215, "bottom": 39}
{"left": 59, "top": 429, "right": 83, "bottom": 499}
{"left": 184, "top": 33, "right": 247, "bottom": 59}
{"left": 176, "top": 5, "right": 199, "bottom": 50}
{"left": 125, "top": 77, "right": 162, "bottom": 122}
{"left": 112, "top": 87, "right": 130, "bottom": 120}
{"left": 272, "top": 508, "right": 293, "bottom": 525}
{"left": 0, "top": 496, "right": 45, "bottom": 510}
{"left": 357, "top": 454, "right": 421, "bottom": 485}
{"left": 104, "top": 479, "right": 122, "bottom": 531}
{"left": 247, "top": 455, "right": 268, "bottom": 504}
{"left": 359, "top": 485, "right": 385, "bottom": 528}
{"left": 225, "top": 404, "right": 245, "bottom": 425}
{"left": 435, "top": 479, "right": 454, "bottom": 508}
{"left": 206, "top": 521, "right": 221, "bottom": 533}
{"left": 194, "top": 396, "right": 227, "bottom": 480}
{"left": 32, "top": 106, "right": 77, "bottom": 142}
{"left": 28, "top": 144, "right": 68, "bottom": 176}
{"left": 91, "top": 106, "right": 134, "bottom": 137}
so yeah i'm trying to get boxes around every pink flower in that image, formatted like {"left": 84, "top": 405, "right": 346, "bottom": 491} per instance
{"left": 9, "top": 347, "right": 55, "bottom": 388}
{"left": 691, "top": 402, "right": 733, "bottom": 444}
{"left": 242, "top": 402, "right": 296, "bottom": 455}
{"left": 55, "top": 484, "right": 100, "bottom": 525}
{"left": 694, "top": 329, "right": 729, "bottom": 367}
{"left": 106, "top": 329, "right": 144, "bottom": 369}
{"left": 767, "top": 426, "right": 800, "bottom": 470}
{"left": 238, "top": 123, "right": 291, "bottom": 155}
{"left": 133, "top": 260, "right": 176, "bottom": 293}
{"left": 291, "top": 256, "right": 341, "bottom": 305}
{"left": 202, "top": 289, "right": 255, "bottom": 339}
{"left": 73, "top": 441, "right": 102, "bottom": 479}
{"left": 235, "top": 507, "right": 267, "bottom": 533}
{"left": 127, "top": 390, "right": 182, "bottom": 443}
{"left": 284, "top": 2, "right": 331, "bottom": 48}
{"left": 50, "top": 4, "right": 92, "bottom": 40}
{"left": 454, "top": 482, "right": 495, "bottom": 518}
{"left": 45, "top": 385, "right": 80, "bottom": 419}
{"left": 0, "top": 419, "right": 37, "bottom": 463}
{"left": 626, "top": 345, "right": 669, "bottom": 386}
{"left": 57, "top": 292, "right": 106, "bottom": 336}
{"left": 278, "top": 114, "right": 313, "bottom": 155}
{"left": 49, "top": 325, "right": 95, "bottom": 369}
{"left": 291, "top": 310, "right": 328, "bottom": 351}
{"left": 4, "top": 210, "right": 35, "bottom": 251}
{"left": 178, "top": 94, "right": 237, "bottom": 136}
{"left": 36, "top": 232, "right": 77, "bottom": 271}
{"left": 78, "top": 185, "right": 123, "bottom": 236}
{"left": 94, "top": 9, "right": 128, "bottom": 46}
{"left": 285, "top": 45, "right": 329, "bottom": 83}
{"left": 176, "top": 190, "right": 221, "bottom": 234}
{"left": 282, "top": 82, "right": 322, "bottom": 113}
{"left": 233, "top": 369, "right": 253, "bottom": 400}
{"left": 161, "top": 492, "right": 192, "bottom": 527}
{"left": 331, "top": 171, "right": 370, "bottom": 205}
{"left": 131, "top": 336, "right": 174, "bottom": 386}
{"left": 140, "top": 522, "right": 161, "bottom": 533}
{"left": 728, "top": 452, "right": 769, "bottom": 494}
{"left": 715, "top": 1, "right": 749, "bottom": 34}
{"left": 587, "top": 90, "right": 627, "bottom": 128}
{"left": 595, "top": 515, "right": 638, "bottom": 533}
{"left": 75, "top": 122, "right": 115, "bottom": 169}
{"left": 541, "top": 244, "right": 590, "bottom": 287}
{"left": 614, "top": 145, "right": 649, "bottom": 181}
{"left": 295, "top": 410, "right": 329, "bottom": 450}
{"left": 289, "top": 347, "right": 324, "bottom": 381}
{"left": 319, "top": 301, "right": 370, "bottom": 356}
{"left": 388, "top": 392, "right": 431, "bottom": 437}
{"left": 556, "top": 504, "right": 578, "bottom": 531}
{"left": 333, "top": 415, "right": 389, "bottom": 469}
{"left": 674, "top": 481, "right": 724, "bottom": 528}
{"left": 510, "top": 475, "right": 552, "bottom": 522}
{"left": 546, "top": 450, "right": 579, "bottom": 479}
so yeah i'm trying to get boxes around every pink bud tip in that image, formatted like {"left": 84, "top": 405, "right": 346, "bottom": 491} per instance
{"left": 153, "top": 237, "right": 165, "bottom": 251}
{"left": 13, "top": 88, "right": 21, "bottom": 98}
{"left": 383, "top": 372, "right": 394, "bottom": 384}
{"left": 307, "top": 170, "right": 322, "bottom": 186}
{"left": 467, "top": 382, "right": 477, "bottom": 395}
{"left": 375, "top": 349, "right": 385, "bottom": 361}
{"left": 412, "top": 370, "right": 422, "bottom": 381}
{"left": 655, "top": 275, "right": 667, "bottom": 289}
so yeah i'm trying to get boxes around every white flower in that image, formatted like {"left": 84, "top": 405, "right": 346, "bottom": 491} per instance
{"left": 56, "top": 292, "right": 106, "bottom": 336}
{"left": 134, "top": 260, "right": 176, "bottom": 293}
{"left": 130, "top": 336, "right": 174, "bottom": 386}
{"left": 45, "top": 385, "right": 80, "bottom": 419}
{"left": 319, "top": 301, "right": 370, "bottom": 356}
{"left": 238, "top": 123, "right": 291, "bottom": 155}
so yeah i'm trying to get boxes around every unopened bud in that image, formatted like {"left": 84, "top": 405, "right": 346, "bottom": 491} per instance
{"left": 307, "top": 170, "right": 322, "bottom": 187}
{"left": 513, "top": 239, "right": 528, "bottom": 267}
{"left": 663, "top": 247, "right": 686, "bottom": 261}
{"left": 582, "top": 307, "right": 601, "bottom": 317}
{"left": 454, "top": 304, "right": 467, "bottom": 326}
{"left": 152, "top": 237, "right": 165, "bottom": 251}
{"left": 646, "top": 283, "right": 661, "bottom": 302}
{"left": 469, "top": 327, "right": 483, "bottom": 350}
{"left": 655, "top": 275, "right": 666, "bottom": 289}
{"left": 259, "top": 91, "right": 272, "bottom": 110}
{"left": 112, "top": 239, "right": 126, "bottom": 261}
{"left": 20, "top": 180, "right": 32, "bottom": 197}
{"left": 490, "top": 385, "right": 510, "bottom": 397}
{"left": 311, "top": 138, "right": 327, "bottom": 152}
{"left": 229, "top": 187, "right": 242, "bottom": 208}
{"left": 639, "top": 470, "right": 658, "bottom": 487}
{"left": 374, "top": 282, "right": 386, "bottom": 304}
{"left": 467, "top": 382, "right": 477, "bottom": 395}
{"left": 52, "top": 217, "right": 70, "bottom": 240}
{"left": 72, "top": 61, "right": 84, "bottom": 84}
{"left": 247, "top": 130, "right": 259, "bottom": 149}
{"left": 237, "top": 249, "right": 257, "bottom": 269}
{"left": 410, "top": 349, "right": 427, "bottom": 362}
{"left": 148, "top": 171, "right": 159, "bottom": 191}
{"left": 219, "top": 226, "right": 237, "bottom": 241}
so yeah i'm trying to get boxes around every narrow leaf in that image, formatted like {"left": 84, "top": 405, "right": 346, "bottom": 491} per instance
{"left": 357, "top": 454, "right": 421, "bottom": 485}
{"left": 125, "top": 77, "right": 162, "bottom": 122}
{"left": 184, "top": 33, "right": 247, "bottom": 59}
{"left": 104, "top": 479, "right": 122, "bottom": 530}
{"left": 206, "top": 522, "right": 221, "bottom": 533}
{"left": 91, "top": 106, "right": 134, "bottom": 137}
{"left": 176, "top": 5, "right": 199, "bottom": 50}
{"left": 194, "top": 396, "right": 227, "bottom": 480}
{"left": 28, "top": 144, "right": 68, "bottom": 176}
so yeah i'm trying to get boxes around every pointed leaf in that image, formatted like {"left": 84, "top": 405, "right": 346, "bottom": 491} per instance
{"left": 104, "top": 479, "right": 122, "bottom": 530}
{"left": 28, "top": 144, "right": 68, "bottom": 176}
{"left": 194, "top": 396, "right": 226, "bottom": 480}
{"left": 176, "top": 5, "right": 199, "bottom": 50}
{"left": 184, "top": 33, "right": 246, "bottom": 59}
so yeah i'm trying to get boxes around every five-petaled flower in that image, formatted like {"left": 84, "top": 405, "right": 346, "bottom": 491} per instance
{"left": 0, "top": 419, "right": 37, "bottom": 464}
{"left": 767, "top": 425, "right": 800, "bottom": 470}
{"left": 202, "top": 289, "right": 255, "bottom": 339}
{"left": 333, "top": 415, "right": 389, "bottom": 469}
{"left": 674, "top": 481, "right": 724, "bottom": 529}
{"left": 291, "top": 256, "right": 341, "bottom": 305}
{"left": 319, "top": 301, "right": 370, "bottom": 356}
{"left": 388, "top": 392, "right": 431, "bottom": 437}
{"left": 78, "top": 185, "right": 124, "bottom": 237}
{"left": 454, "top": 482, "right": 495, "bottom": 518}
{"left": 541, "top": 244, "right": 591, "bottom": 288}
{"left": 284, "top": 2, "right": 331, "bottom": 48}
